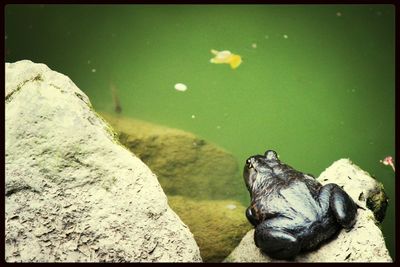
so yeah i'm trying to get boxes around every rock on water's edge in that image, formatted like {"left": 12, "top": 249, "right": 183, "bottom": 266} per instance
{"left": 225, "top": 159, "right": 392, "bottom": 262}
{"left": 5, "top": 60, "right": 202, "bottom": 262}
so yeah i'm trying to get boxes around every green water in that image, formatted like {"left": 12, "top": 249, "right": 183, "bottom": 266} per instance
{"left": 5, "top": 4, "right": 395, "bottom": 259}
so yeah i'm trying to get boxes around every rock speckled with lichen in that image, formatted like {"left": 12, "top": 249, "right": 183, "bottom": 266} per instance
{"left": 5, "top": 60, "right": 202, "bottom": 262}
{"left": 224, "top": 159, "right": 392, "bottom": 262}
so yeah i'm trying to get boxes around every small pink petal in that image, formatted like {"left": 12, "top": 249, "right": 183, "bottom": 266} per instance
{"left": 382, "top": 156, "right": 393, "bottom": 165}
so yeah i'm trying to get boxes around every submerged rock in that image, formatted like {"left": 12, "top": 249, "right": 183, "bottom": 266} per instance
{"left": 100, "top": 114, "right": 250, "bottom": 262}
{"left": 100, "top": 113, "right": 244, "bottom": 201}
{"left": 224, "top": 159, "right": 392, "bottom": 262}
{"left": 168, "top": 196, "right": 252, "bottom": 262}
{"left": 5, "top": 60, "right": 202, "bottom": 262}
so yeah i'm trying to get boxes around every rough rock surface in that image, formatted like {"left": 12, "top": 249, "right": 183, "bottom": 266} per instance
{"left": 100, "top": 113, "right": 244, "bottom": 201}
{"left": 168, "top": 196, "right": 252, "bottom": 262}
{"left": 224, "top": 159, "right": 392, "bottom": 262}
{"left": 5, "top": 60, "right": 202, "bottom": 262}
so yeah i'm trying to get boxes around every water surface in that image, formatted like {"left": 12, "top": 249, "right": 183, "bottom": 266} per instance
{"left": 5, "top": 4, "right": 395, "bottom": 259}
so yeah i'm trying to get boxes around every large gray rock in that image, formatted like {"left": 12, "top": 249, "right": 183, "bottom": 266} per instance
{"left": 225, "top": 159, "right": 392, "bottom": 262}
{"left": 5, "top": 60, "right": 202, "bottom": 262}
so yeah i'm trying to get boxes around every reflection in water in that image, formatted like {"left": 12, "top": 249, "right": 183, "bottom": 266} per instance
{"left": 110, "top": 83, "right": 122, "bottom": 114}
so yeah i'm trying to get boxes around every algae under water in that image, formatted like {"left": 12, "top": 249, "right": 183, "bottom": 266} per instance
{"left": 5, "top": 4, "right": 395, "bottom": 260}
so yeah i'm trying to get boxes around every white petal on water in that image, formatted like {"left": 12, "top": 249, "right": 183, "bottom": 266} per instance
{"left": 216, "top": 50, "right": 232, "bottom": 60}
{"left": 191, "top": 114, "right": 196, "bottom": 119}
{"left": 283, "top": 34, "right": 288, "bottom": 39}
{"left": 91, "top": 69, "right": 96, "bottom": 73}
{"left": 336, "top": 11, "right": 342, "bottom": 17}
{"left": 174, "top": 83, "right": 187, "bottom": 92}
{"left": 252, "top": 43, "right": 257, "bottom": 48}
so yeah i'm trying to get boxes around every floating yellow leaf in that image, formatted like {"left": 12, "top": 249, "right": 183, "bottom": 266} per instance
{"left": 210, "top": 49, "right": 242, "bottom": 69}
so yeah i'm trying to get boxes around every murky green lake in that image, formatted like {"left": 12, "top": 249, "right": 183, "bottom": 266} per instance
{"left": 5, "top": 4, "right": 395, "bottom": 260}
